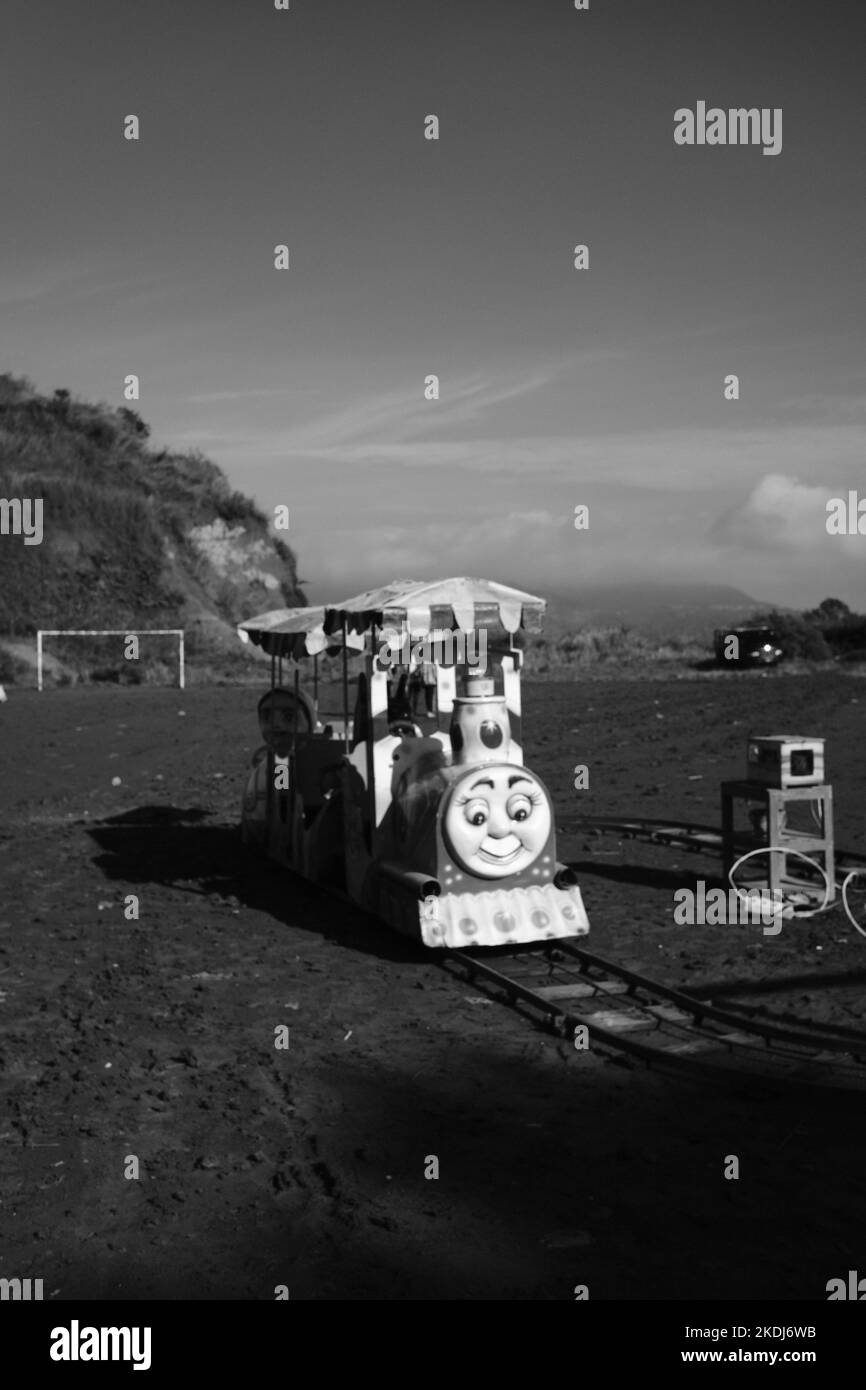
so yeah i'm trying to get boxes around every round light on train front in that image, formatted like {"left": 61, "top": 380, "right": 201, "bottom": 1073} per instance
{"left": 480, "top": 720, "right": 504, "bottom": 749}
{"left": 442, "top": 765, "right": 552, "bottom": 880}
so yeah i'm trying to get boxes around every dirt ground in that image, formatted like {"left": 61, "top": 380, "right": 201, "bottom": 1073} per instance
{"left": 1, "top": 671, "right": 865, "bottom": 1301}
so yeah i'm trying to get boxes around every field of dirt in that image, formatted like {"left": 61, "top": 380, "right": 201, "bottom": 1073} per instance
{"left": 1, "top": 671, "right": 865, "bottom": 1301}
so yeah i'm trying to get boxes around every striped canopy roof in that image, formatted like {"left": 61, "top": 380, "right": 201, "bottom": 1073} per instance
{"left": 237, "top": 605, "right": 365, "bottom": 658}
{"left": 238, "top": 579, "right": 546, "bottom": 657}
{"left": 323, "top": 577, "right": 546, "bottom": 637}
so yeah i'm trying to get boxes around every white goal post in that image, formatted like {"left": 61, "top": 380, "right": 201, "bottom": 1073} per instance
{"left": 36, "top": 629, "right": 185, "bottom": 691}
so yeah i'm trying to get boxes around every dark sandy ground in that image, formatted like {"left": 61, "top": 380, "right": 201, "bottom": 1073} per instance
{"left": 1, "top": 671, "right": 865, "bottom": 1300}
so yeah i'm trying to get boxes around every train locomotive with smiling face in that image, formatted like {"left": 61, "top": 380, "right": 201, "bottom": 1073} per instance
{"left": 381, "top": 669, "right": 587, "bottom": 947}
{"left": 238, "top": 578, "right": 590, "bottom": 949}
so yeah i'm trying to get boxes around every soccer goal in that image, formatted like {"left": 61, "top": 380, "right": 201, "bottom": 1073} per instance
{"left": 36, "top": 629, "right": 185, "bottom": 691}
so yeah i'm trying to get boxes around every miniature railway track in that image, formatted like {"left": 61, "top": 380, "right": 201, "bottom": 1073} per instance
{"left": 443, "top": 940, "right": 866, "bottom": 1092}
{"left": 569, "top": 814, "right": 866, "bottom": 874}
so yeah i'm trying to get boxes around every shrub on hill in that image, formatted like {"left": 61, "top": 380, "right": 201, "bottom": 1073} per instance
{"left": 746, "top": 599, "right": 865, "bottom": 662}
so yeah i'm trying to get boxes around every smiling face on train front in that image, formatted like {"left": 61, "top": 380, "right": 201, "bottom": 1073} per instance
{"left": 441, "top": 765, "right": 552, "bottom": 879}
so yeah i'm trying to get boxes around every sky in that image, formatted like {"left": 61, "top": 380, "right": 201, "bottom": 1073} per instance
{"left": 1, "top": 0, "right": 864, "bottom": 609}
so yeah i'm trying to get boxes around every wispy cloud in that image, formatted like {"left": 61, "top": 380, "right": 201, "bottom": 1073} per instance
{"left": 186, "top": 387, "right": 301, "bottom": 404}
{"left": 243, "top": 353, "right": 622, "bottom": 454}
{"left": 192, "top": 419, "right": 866, "bottom": 500}
{"left": 0, "top": 262, "right": 163, "bottom": 310}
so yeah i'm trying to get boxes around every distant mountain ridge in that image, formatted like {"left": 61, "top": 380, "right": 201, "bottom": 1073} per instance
{"left": 0, "top": 374, "right": 305, "bottom": 644}
{"left": 540, "top": 583, "right": 766, "bottom": 638}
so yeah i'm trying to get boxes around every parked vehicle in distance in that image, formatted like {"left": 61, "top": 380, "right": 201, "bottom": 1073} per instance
{"left": 713, "top": 626, "right": 784, "bottom": 667}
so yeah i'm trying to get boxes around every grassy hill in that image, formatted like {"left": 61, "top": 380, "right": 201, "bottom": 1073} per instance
{"left": 0, "top": 374, "right": 304, "bottom": 679}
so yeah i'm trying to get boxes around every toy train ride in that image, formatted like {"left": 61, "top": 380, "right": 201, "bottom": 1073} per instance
{"left": 238, "top": 578, "right": 590, "bottom": 949}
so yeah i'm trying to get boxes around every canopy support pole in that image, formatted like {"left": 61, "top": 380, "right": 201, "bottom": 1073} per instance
{"left": 293, "top": 665, "right": 299, "bottom": 759}
{"left": 267, "top": 650, "right": 276, "bottom": 844}
{"left": 342, "top": 619, "right": 350, "bottom": 751}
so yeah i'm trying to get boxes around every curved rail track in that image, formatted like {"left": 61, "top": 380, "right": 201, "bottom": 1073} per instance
{"left": 444, "top": 940, "right": 866, "bottom": 1091}
{"left": 569, "top": 813, "right": 866, "bottom": 874}
{"left": 443, "top": 816, "right": 866, "bottom": 1092}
